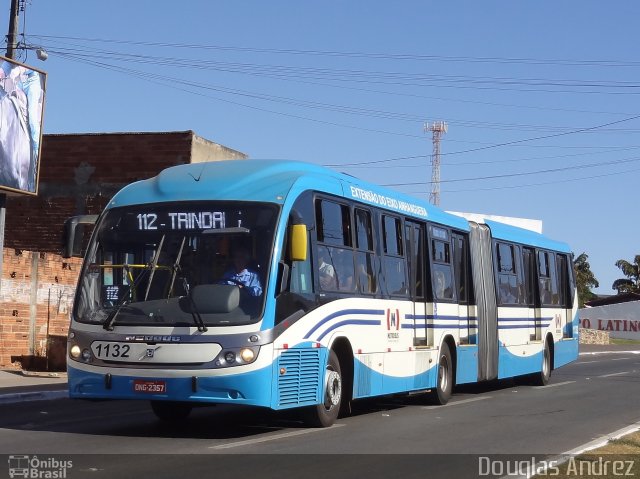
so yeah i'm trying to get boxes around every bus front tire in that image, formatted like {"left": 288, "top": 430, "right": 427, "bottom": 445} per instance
{"left": 303, "top": 350, "right": 342, "bottom": 428}
{"left": 429, "top": 342, "right": 453, "bottom": 405}
{"left": 150, "top": 400, "right": 193, "bottom": 422}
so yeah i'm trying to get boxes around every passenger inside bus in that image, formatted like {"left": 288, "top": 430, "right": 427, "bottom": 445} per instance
{"left": 317, "top": 247, "right": 338, "bottom": 290}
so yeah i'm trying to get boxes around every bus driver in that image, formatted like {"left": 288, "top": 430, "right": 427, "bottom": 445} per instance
{"left": 219, "top": 245, "right": 263, "bottom": 297}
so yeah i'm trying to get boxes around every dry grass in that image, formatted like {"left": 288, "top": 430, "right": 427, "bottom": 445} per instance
{"left": 610, "top": 338, "right": 640, "bottom": 345}
{"left": 532, "top": 432, "right": 640, "bottom": 478}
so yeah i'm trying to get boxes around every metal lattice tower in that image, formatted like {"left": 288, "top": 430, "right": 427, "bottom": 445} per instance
{"left": 425, "top": 121, "right": 448, "bottom": 206}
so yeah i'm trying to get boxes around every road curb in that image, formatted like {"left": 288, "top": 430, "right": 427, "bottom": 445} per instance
{"left": 0, "top": 390, "right": 68, "bottom": 405}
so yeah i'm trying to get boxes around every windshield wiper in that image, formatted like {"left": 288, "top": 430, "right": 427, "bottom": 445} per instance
{"left": 104, "top": 235, "right": 165, "bottom": 331}
{"left": 143, "top": 235, "right": 166, "bottom": 301}
{"left": 167, "top": 237, "right": 186, "bottom": 298}
{"left": 187, "top": 293, "right": 208, "bottom": 332}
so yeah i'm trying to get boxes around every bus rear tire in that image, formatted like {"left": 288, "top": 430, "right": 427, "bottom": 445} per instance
{"left": 303, "top": 349, "right": 342, "bottom": 427}
{"left": 150, "top": 400, "right": 193, "bottom": 422}
{"left": 530, "top": 340, "right": 552, "bottom": 386}
{"left": 428, "top": 342, "right": 453, "bottom": 405}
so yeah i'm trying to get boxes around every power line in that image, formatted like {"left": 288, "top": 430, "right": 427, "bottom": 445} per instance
{"left": 401, "top": 166, "right": 640, "bottom": 194}
{"left": 27, "top": 33, "right": 640, "bottom": 68}
{"left": 54, "top": 51, "right": 427, "bottom": 140}
{"left": 383, "top": 155, "right": 640, "bottom": 186}
{"left": 328, "top": 114, "right": 640, "bottom": 168}
{"left": 339, "top": 145, "right": 640, "bottom": 169}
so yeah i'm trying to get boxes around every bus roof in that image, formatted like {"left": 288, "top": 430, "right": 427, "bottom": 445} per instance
{"left": 108, "top": 160, "right": 571, "bottom": 251}
{"left": 484, "top": 219, "right": 571, "bottom": 253}
{"left": 109, "top": 159, "right": 470, "bottom": 230}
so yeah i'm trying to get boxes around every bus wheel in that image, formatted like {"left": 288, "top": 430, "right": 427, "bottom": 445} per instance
{"left": 429, "top": 342, "right": 453, "bottom": 405}
{"left": 531, "top": 341, "right": 552, "bottom": 386}
{"left": 150, "top": 400, "right": 193, "bottom": 422}
{"left": 304, "top": 350, "right": 342, "bottom": 427}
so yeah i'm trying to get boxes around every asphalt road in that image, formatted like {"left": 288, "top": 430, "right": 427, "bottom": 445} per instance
{"left": 1, "top": 351, "right": 639, "bottom": 478}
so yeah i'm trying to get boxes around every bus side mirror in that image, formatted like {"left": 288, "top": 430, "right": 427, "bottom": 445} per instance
{"left": 62, "top": 215, "right": 99, "bottom": 258}
{"left": 288, "top": 224, "right": 308, "bottom": 262}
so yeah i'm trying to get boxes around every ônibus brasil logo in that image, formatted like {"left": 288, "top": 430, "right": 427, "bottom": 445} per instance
{"left": 8, "top": 455, "right": 72, "bottom": 478}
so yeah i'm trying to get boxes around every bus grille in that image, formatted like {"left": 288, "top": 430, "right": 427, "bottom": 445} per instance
{"left": 277, "top": 349, "right": 321, "bottom": 407}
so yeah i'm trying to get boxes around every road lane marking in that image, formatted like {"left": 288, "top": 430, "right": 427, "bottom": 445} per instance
{"left": 422, "top": 396, "right": 491, "bottom": 410}
{"left": 598, "top": 371, "right": 632, "bottom": 378}
{"left": 533, "top": 380, "right": 575, "bottom": 389}
{"left": 209, "top": 424, "right": 345, "bottom": 449}
{"left": 579, "top": 351, "right": 640, "bottom": 356}
{"left": 574, "top": 357, "right": 633, "bottom": 365}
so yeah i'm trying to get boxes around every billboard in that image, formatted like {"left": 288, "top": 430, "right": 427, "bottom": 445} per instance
{"left": 0, "top": 55, "right": 46, "bottom": 195}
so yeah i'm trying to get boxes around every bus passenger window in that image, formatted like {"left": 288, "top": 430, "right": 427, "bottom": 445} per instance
{"left": 355, "top": 209, "right": 374, "bottom": 251}
{"left": 354, "top": 208, "right": 377, "bottom": 294}
{"left": 548, "top": 253, "right": 560, "bottom": 305}
{"left": 355, "top": 251, "right": 376, "bottom": 294}
{"left": 433, "top": 264, "right": 453, "bottom": 300}
{"left": 538, "top": 251, "right": 553, "bottom": 305}
{"left": 382, "top": 215, "right": 407, "bottom": 297}
{"left": 431, "top": 234, "right": 454, "bottom": 301}
{"left": 315, "top": 198, "right": 355, "bottom": 293}
{"left": 497, "top": 242, "right": 519, "bottom": 305}
{"left": 316, "top": 199, "right": 351, "bottom": 247}
{"left": 383, "top": 216, "right": 403, "bottom": 256}
{"left": 452, "top": 234, "right": 469, "bottom": 303}
{"left": 385, "top": 256, "right": 407, "bottom": 296}
{"left": 317, "top": 245, "right": 355, "bottom": 293}
{"left": 317, "top": 245, "right": 338, "bottom": 291}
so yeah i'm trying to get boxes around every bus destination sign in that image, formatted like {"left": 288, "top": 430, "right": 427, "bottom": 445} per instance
{"left": 131, "top": 211, "right": 227, "bottom": 231}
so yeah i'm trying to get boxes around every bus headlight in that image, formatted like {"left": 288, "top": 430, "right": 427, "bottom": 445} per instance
{"left": 215, "top": 347, "right": 259, "bottom": 367}
{"left": 81, "top": 349, "right": 91, "bottom": 361}
{"left": 70, "top": 345, "right": 81, "bottom": 358}
{"left": 240, "top": 348, "right": 255, "bottom": 362}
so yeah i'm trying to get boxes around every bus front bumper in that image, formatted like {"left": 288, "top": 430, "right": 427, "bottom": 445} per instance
{"left": 67, "top": 362, "right": 274, "bottom": 408}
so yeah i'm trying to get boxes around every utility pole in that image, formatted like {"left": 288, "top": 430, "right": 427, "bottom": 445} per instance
{"left": 6, "top": 0, "right": 20, "bottom": 59}
{"left": 425, "top": 121, "right": 448, "bottom": 207}
{"left": 1, "top": 0, "right": 22, "bottom": 292}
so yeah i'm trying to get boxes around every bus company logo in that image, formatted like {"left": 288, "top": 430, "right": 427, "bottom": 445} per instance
{"left": 386, "top": 309, "right": 400, "bottom": 339}
{"left": 554, "top": 314, "right": 562, "bottom": 330}
{"left": 8, "top": 455, "right": 73, "bottom": 478}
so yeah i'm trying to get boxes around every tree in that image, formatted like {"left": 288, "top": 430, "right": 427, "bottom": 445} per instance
{"left": 612, "top": 255, "right": 640, "bottom": 294}
{"left": 574, "top": 253, "right": 599, "bottom": 307}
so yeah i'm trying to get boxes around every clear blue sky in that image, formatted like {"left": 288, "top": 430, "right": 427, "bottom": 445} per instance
{"left": 6, "top": 1, "right": 639, "bottom": 294}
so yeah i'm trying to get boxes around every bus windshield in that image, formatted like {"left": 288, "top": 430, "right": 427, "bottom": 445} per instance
{"left": 75, "top": 201, "right": 278, "bottom": 327}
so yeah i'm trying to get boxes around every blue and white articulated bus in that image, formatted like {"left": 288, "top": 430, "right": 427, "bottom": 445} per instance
{"left": 64, "top": 160, "right": 579, "bottom": 426}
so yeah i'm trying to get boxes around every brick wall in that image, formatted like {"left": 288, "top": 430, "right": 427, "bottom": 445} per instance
{"left": 0, "top": 131, "right": 245, "bottom": 369}
{"left": 0, "top": 249, "right": 82, "bottom": 368}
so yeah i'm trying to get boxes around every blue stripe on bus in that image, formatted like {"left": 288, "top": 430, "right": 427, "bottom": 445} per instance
{"left": 315, "top": 319, "right": 382, "bottom": 341}
{"left": 497, "top": 317, "right": 553, "bottom": 322}
{"left": 403, "top": 315, "right": 553, "bottom": 330}
{"left": 303, "top": 309, "right": 385, "bottom": 339}
{"left": 401, "top": 324, "right": 478, "bottom": 330}
{"left": 406, "top": 315, "right": 476, "bottom": 321}
{"left": 498, "top": 322, "right": 553, "bottom": 330}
